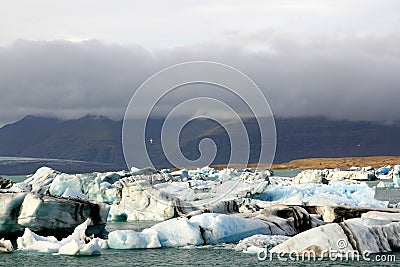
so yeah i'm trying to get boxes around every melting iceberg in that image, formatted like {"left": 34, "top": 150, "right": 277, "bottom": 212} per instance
{"left": 17, "top": 219, "right": 107, "bottom": 256}
{"left": 0, "top": 238, "right": 13, "bottom": 253}
{"left": 235, "top": 234, "right": 289, "bottom": 253}
{"left": 257, "top": 182, "right": 388, "bottom": 208}
{"left": 108, "top": 230, "right": 161, "bottom": 249}
{"left": 143, "top": 218, "right": 203, "bottom": 247}
{"left": 271, "top": 218, "right": 400, "bottom": 255}
{"left": 189, "top": 213, "right": 270, "bottom": 244}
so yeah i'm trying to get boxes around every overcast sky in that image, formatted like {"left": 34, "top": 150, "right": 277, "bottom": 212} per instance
{"left": 1, "top": 0, "right": 400, "bottom": 126}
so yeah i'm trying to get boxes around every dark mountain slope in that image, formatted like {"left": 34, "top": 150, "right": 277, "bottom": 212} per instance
{"left": 1, "top": 115, "right": 400, "bottom": 173}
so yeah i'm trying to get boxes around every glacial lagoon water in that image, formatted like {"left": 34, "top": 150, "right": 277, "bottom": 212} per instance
{"left": 2, "top": 170, "right": 400, "bottom": 266}
{"left": 2, "top": 244, "right": 399, "bottom": 266}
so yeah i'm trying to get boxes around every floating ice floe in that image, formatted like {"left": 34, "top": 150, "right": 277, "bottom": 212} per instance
{"left": 108, "top": 230, "right": 161, "bottom": 249}
{"left": 108, "top": 180, "right": 195, "bottom": 221}
{"left": 376, "top": 182, "right": 400, "bottom": 188}
{"left": 293, "top": 170, "right": 325, "bottom": 184}
{"left": 361, "top": 211, "right": 400, "bottom": 222}
{"left": 189, "top": 213, "right": 270, "bottom": 244}
{"left": 376, "top": 165, "right": 400, "bottom": 188}
{"left": 17, "top": 193, "right": 109, "bottom": 234}
{"left": 376, "top": 166, "right": 390, "bottom": 176}
{"left": 0, "top": 238, "right": 13, "bottom": 253}
{"left": 257, "top": 182, "right": 388, "bottom": 208}
{"left": 155, "top": 178, "right": 268, "bottom": 203}
{"left": 0, "top": 188, "right": 108, "bottom": 238}
{"left": 143, "top": 217, "right": 203, "bottom": 247}
{"left": 107, "top": 211, "right": 311, "bottom": 249}
{"left": 17, "top": 228, "right": 61, "bottom": 253}
{"left": 130, "top": 167, "right": 158, "bottom": 176}
{"left": 294, "top": 168, "right": 377, "bottom": 183}
{"left": 17, "top": 219, "right": 107, "bottom": 256}
{"left": 108, "top": 212, "right": 288, "bottom": 249}
{"left": 326, "top": 170, "right": 376, "bottom": 181}
{"left": 271, "top": 218, "right": 400, "bottom": 255}
{"left": 108, "top": 212, "right": 296, "bottom": 249}
{"left": 235, "top": 234, "right": 289, "bottom": 253}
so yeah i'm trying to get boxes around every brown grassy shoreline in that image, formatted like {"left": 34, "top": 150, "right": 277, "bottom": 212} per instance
{"left": 205, "top": 156, "right": 400, "bottom": 170}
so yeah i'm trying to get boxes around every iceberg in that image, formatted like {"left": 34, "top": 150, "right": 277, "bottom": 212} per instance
{"left": 271, "top": 218, "right": 400, "bottom": 255}
{"left": 189, "top": 213, "right": 270, "bottom": 244}
{"left": 17, "top": 219, "right": 106, "bottom": 255}
{"left": 235, "top": 234, "right": 289, "bottom": 253}
{"left": 17, "top": 193, "right": 109, "bottom": 236}
{"left": 376, "top": 167, "right": 390, "bottom": 175}
{"left": 19, "top": 240, "right": 61, "bottom": 253}
{"left": 270, "top": 223, "right": 354, "bottom": 256}
{"left": 59, "top": 238, "right": 102, "bottom": 256}
{"left": 143, "top": 218, "right": 203, "bottom": 247}
{"left": 305, "top": 205, "right": 400, "bottom": 223}
{"left": 294, "top": 168, "right": 377, "bottom": 183}
{"left": 293, "top": 170, "right": 324, "bottom": 184}
{"left": 236, "top": 205, "right": 324, "bottom": 236}
{"left": 108, "top": 180, "right": 194, "bottom": 221}
{"left": 393, "top": 165, "right": 400, "bottom": 185}
{"left": 17, "top": 228, "right": 59, "bottom": 252}
{"left": 0, "top": 238, "right": 13, "bottom": 253}
{"left": 9, "top": 182, "right": 31, "bottom": 193}
{"left": 86, "top": 177, "right": 119, "bottom": 204}
{"left": 155, "top": 175, "right": 269, "bottom": 206}
{"left": 49, "top": 173, "right": 84, "bottom": 198}
{"left": 376, "top": 181, "right": 400, "bottom": 188}
{"left": 25, "top": 167, "right": 59, "bottom": 194}
{"left": 377, "top": 165, "right": 400, "bottom": 187}
{"left": 52, "top": 218, "right": 105, "bottom": 255}
{"left": 326, "top": 170, "right": 375, "bottom": 181}
{"left": 0, "top": 191, "right": 28, "bottom": 235}
{"left": 260, "top": 205, "right": 324, "bottom": 233}
{"left": 131, "top": 167, "right": 158, "bottom": 176}
{"left": 257, "top": 182, "right": 388, "bottom": 208}
{"left": 108, "top": 230, "right": 161, "bottom": 249}
{"left": 361, "top": 211, "right": 400, "bottom": 222}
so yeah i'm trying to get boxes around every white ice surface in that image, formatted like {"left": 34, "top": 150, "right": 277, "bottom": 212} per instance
{"left": 189, "top": 213, "right": 269, "bottom": 244}
{"left": 17, "top": 219, "right": 105, "bottom": 256}
{"left": 108, "top": 230, "right": 161, "bottom": 249}
{"left": 235, "top": 234, "right": 289, "bottom": 253}
{"left": 258, "top": 182, "right": 388, "bottom": 208}
{"left": 143, "top": 218, "right": 203, "bottom": 247}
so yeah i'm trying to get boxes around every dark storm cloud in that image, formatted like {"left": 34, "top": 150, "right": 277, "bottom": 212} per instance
{"left": 0, "top": 40, "right": 157, "bottom": 124}
{"left": 0, "top": 33, "right": 399, "bottom": 126}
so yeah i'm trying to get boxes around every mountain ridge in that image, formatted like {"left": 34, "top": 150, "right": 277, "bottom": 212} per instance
{"left": 1, "top": 115, "right": 400, "bottom": 173}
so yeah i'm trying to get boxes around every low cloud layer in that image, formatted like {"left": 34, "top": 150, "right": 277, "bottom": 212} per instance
{"left": 1, "top": 32, "right": 400, "bottom": 126}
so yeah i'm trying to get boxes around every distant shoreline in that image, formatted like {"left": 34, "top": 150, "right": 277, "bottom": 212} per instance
{"left": 272, "top": 156, "right": 400, "bottom": 170}
{"left": 3, "top": 155, "right": 400, "bottom": 175}
{"left": 210, "top": 156, "right": 400, "bottom": 170}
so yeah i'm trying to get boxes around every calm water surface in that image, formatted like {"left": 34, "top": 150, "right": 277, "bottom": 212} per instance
{"left": 2, "top": 248, "right": 399, "bottom": 267}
